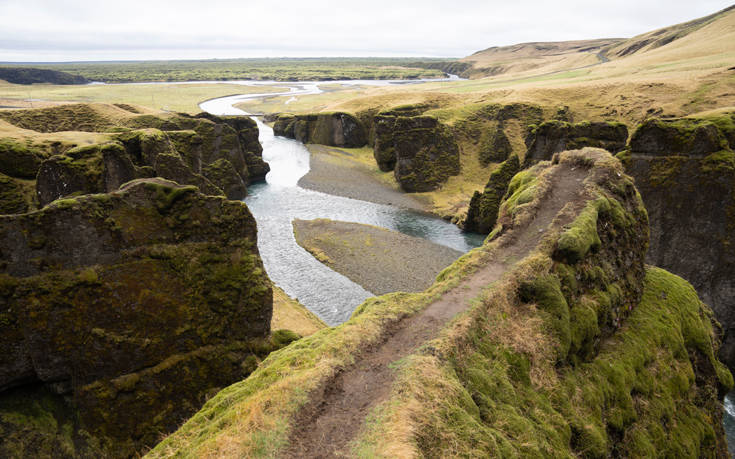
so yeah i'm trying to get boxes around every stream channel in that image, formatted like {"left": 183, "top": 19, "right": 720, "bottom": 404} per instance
{"left": 199, "top": 77, "right": 483, "bottom": 326}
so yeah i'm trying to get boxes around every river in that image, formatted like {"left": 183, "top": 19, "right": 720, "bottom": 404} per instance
{"left": 199, "top": 78, "right": 482, "bottom": 325}
{"left": 199, "top": 79, "right": 735, "bottom": 451}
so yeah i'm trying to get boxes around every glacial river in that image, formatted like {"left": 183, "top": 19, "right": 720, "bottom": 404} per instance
{"left": 199, "top": 77, "right": 482, "bottom": 325}
{"left": 199, "top": 79, "right": 735, "bottom": 451}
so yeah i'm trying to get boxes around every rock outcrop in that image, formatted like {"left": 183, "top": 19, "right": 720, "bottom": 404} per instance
{"left": 377, "top": 115, "right": 461, "bottom": 192}
{"left": 463, "top": 155, "right": 520, "bottom": 233}
{"left": 0, "top": 105, "right": 269, "bottom": 210}
{"left": 621, "top": 114, "right": 735, "bottom": 369}
{"left": 524, "top": 120, "right": 628, "bottom": 166}
{"left": 273, "top": 112, "right": 367, "bottom": 148}
{"left": 372, "top": 105, "right": 432, "bottom": 171}
{"left": 0, "top": 178, "right": 285, "bottom": 457}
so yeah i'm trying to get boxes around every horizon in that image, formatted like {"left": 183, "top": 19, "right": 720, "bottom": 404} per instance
{"left": 0, "top": 1, "right": 732, "bottom": 62}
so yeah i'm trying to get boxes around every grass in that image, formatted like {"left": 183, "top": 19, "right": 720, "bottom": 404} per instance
{"left": 271, "top": 285, "right": 326, "bottom": 337}
{"left": 0, "top": 82, "right": 285, "bottom": 113}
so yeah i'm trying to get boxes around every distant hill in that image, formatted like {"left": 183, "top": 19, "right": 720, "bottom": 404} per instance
{"left": 0, "top": 67, "right": 89, "bottom": 85}
{"left": 459, "top": 38, "right": 622, "bottom": 78}
{"left": 460, "top": 4, "right": 735, "bottom": 79}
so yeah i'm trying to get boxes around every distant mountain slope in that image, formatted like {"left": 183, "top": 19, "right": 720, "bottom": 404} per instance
{"left": 461, "top": 5, "right": 735, "bottom": 79}
{"left": 0, "top": 67, "right": 89, "bottom": 85}
{"left": 603, "top": 4, "right": 735, "bottom": 60}
{"left": 459, "top": 38, "right": 622, "bottom": 78}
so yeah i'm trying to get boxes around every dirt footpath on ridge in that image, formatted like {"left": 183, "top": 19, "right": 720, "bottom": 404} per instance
{"left": 283, "top": 163, "right": 590, "bottom": 458}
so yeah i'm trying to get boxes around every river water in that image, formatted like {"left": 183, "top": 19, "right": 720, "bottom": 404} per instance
{"left": 199, "top": 79, "right": 735, "bottom": 450}
{"left": 199, "top": 78, "right": 482, "bottom": 325}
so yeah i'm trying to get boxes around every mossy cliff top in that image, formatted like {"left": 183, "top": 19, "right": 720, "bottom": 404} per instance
{"left": 147, "top": 148, "right": 731, "bottom": 458}
{"left": 0, "top": 178, "right": 279, "bottom": 457}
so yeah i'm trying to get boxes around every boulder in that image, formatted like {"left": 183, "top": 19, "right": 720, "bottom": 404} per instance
{"left": 524, "top": 120, "right": 628, "bottom": 165}
{"left": 0, "top": 178, "right": 280, "bottom": 457}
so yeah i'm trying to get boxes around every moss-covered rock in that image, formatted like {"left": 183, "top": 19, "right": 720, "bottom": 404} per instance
{"left": 0, "top": 174, "right": 34, "bottom": 215}
{"left": 0, "top": 138, "right": 46, "bottom": 179}
{"left": 273, "top": 112, "right": 367, "bottom": 148}
{"left": 387, "top": 116, "right": 461, "bottom": 192}
{"left": 623, "top": 114, "right": 735, "bottom": 370}
{"left": 0, "top": 178, "right": 276, "bottom": 457}
{"left": 463, "top": 155, "right": 520, "bottom": 233}
{"left": 203, "top": 158, "right": 248, "bottom": 200}
{"left": 479, "top": 126, "right": 512, "bottom": 165}
{"left": 524, "top": 120, "right": 629, "bottom": 165}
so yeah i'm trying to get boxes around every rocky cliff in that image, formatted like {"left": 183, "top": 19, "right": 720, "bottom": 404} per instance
{"left": 272, "top": 112, "right": 367, "bottom": 148}
{"left": 463, "top": 155, "right": 520, "bottom": 233}
{"left": 0, "top": 178, "right": 287, "bottom": 457}
{"left": 524, "top": 120, "right": 628, "bottom": 166}
{"left": 0, "top": 104, "right": 269, "bottom": 211}
{"left": 377, "top": 115, "right": 461, "bottom": 192}
{"left": 621, "top": 114, "right": 735, "bottom": 370}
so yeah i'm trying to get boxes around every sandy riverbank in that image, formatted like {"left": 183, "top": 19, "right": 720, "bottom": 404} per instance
{"left": 298, "top": 144, "right": 431, "bottom": 213}
{"left": 292, "top": 218, "right": 463, "bottom": 295}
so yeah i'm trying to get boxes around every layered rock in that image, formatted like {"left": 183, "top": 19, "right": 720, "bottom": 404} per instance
{"left": 381, "top": 115, "right": 461, "bottom": 192}
{"left": 0, "top": 178, "right": 283, "bottom": 457}
{"left": 463, "top": 155, "right": 520, "bottom": 233}
{"left": 621, "top": 115, "right": 735, "bottom": 369}
{"left": 273, "top": 112, "right": 367, "bottom": 148}
{"left": 524, "top": 120, "right": 628, "bottom": 165}
{"left": 372, "top": 105, "right": 433, "bottom": 171}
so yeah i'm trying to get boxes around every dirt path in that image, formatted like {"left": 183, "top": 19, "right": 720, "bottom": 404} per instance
{"left": 284, "top": 165, "right": 589, "bottom": 458}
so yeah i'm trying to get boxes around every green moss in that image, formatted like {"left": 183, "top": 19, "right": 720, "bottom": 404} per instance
{"left": 464, "top": 155, "right": 521, "bottom": 233}
{"left": 142, "top": 182, "right": 198, "bottom": 212}
{"left": 0, "top": 138, "right": 45, "bottom": 179}
{"left": 499, "top": 169, "right": 538, "bottom": 216}
{"left": 554, "top": 199, "right": 603, "bottom": 264}
{"left": 520, "top": 274, "right": 571, "bottom": 360}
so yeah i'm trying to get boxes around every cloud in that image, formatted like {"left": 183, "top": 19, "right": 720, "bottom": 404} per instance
{"left": 0, "top": 0, "right": 732, "bottom": 61}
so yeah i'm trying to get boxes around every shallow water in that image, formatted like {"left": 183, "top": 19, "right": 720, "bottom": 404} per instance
{"left": 201, "top": 79, "right": 483, "bottom": 325}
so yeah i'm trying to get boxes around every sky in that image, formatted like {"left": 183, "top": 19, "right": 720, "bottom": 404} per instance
{"left": 0, "top": 0, "right": 732, "bottom": 62}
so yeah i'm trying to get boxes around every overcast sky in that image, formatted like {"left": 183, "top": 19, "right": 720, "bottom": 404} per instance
{"left": 0, "top": 0, "right": 732, "bottom": 62}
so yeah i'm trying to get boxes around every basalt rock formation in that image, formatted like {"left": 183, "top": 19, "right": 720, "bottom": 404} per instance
{"left": 524, "top": 120, "right": 628, "bottom": 166}
{"left": 272, "top": 112, "right": 367, "bottom": 148}
{"left": 463, "top": 154, "right": 521, "bottom": 233}
{"left": 0, "top": 178, "right": 285, "bottom": 457}
{"left": 0, "top": 105, "right": 269, "bottom": 211}
{"left": 621, "top": 114, "right": 735, "bottom": 369}
{"left": 378, "top": 115, "right": 461, "bottom": 192}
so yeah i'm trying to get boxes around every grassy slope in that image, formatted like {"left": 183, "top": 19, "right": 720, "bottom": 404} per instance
{"left": 0, "top": 82, "right": 286, "bottom": 113}
{"left": 271, "top": 285, "right": 326, "bottom": 337}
